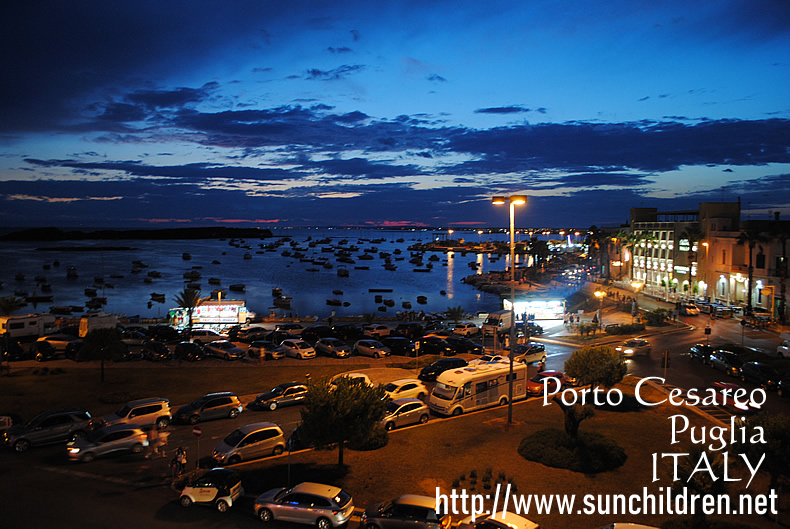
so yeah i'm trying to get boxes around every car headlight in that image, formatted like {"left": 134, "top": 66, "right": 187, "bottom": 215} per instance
{"left": 68, "top": 447, "right": 81, "bottom": 454}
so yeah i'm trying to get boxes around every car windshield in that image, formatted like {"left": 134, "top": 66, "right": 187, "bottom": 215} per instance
{"left": 270, "top": 385, "right": 287, "bottom": 395}
{"left": 114, "top": 404, "right": 131, "bottom": 418}
{"left": 383, "top": 383, "right": 398, "bottom": 392}
{"left": 191, "top": 396, "right": 210, "bottom": 406}
{"left": 384, "top": 401, "right": 401, "bottom": 414}
{"left": 85, "top": 428, "right": 108, "bottom": 442}
{"left": 432, "top": 382, "right": 458, "bottom": 401}
{"left": 296, "top": 342, "right": 310, "bottom": 349}
{"left": 223, "top": 429, "right": 245, "bottom": 447}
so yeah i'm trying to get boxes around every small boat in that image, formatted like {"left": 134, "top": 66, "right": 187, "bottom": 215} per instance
{"left": 417, "top": 296, "right": 428, "bottom": 304}
{"left": 183, "top": 270, "right": 201, "bottom": 280}
{"left": 208, "top": 277, "right": 221, "bottom": 285}
{"left": 84, "top": 287, "right": 98, "bottom": 297}
{"left": 273, "top": 294, "right": 292, "bottom": 308}
{"left": 332, "top": 289, "right": 343, "bottom": 295}
{"left": 337, "top": 267, "right": 349, "bottom": 278}
{"left": 354, "top": 266, "right": 369, "bottom": 270}
{"left": 26, "top": 294, "right": 53, "bottom": 303}
{"left": 147, "top": 270, "right": 162, "bottom": 278}
{"left": 212, "top": 260, "right": 221, "bottom": 265}
{"left": 243, "top": 252, "right": 252, "bottom": 260}
{"left": 186, "top": 282, "right": 201, "bottom": 290}
{"left": 383, "top": 299, "right": 395, "bottom": 307}
{"left": 326, "top": 299, "right": 342, "bottom": 306}
{"left": 150, "top": 292, "right": 166, "bottom": 303}
{"left": 182, "top": 252, "right": 192, "bottom": 260}
{"left": 50, "top": 306, "right": 74, "bottom": 315}
{"left": 413, "top": 268, "right": 432, "bottom": 272}
{"left": 67, "top": 267, "right": 78, "bottom": 279}
{"left": 15, "top": 273, "right": 25, "bottom": 281}
{"left": 402, "top": 301, "right": 412, "bottom": 309}
{"left": 272, "top": 287, "right": 283, "bottom": 297}
{"left": 229, "top": 284, "right": 246, "bottom": 292}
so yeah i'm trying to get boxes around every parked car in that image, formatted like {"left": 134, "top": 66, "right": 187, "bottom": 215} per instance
{"left": 235, "top": 326, "right": 270, "bottom": 343}
{"left": 3, "top": 408, "right": 93, "bottom": 453}
{"left": 66, "top": 424, "right": 149, "bottom": 462}
{"left": 174, "top": 341, "right": 204, "bottom": 361}
{"left": 382, "top": 336, "right": 417, "bottom": 357}
{"left": 513, "top": 342, "right": 547, "bottom": 364}
{"left": 314, "top": 337, "right": 351, "bottom": 358}
{"left": 330, "top": 372, "right": 373, "bottom": 388}
{"left": 213, "top": 422, "right": 285, "bottom": 465}
{"left": 680, "top": 304, "right": 701, "bottom": 316}
{"left": 361, "top": 494, "right": 451, "bottom": 529}
{"left": 415, "top": 336, "right": 455, "bottom": 356}
{"left": 141, "top": 341, "right": 172, "bottom": 361}
{"left": 254, "top": 482, "right": 355, "bottom": 528}
{"left": 204, "top": 340, "right": 245, "bottom": 360}
{"left": 281, "top": 339, "right": 316, "bottom": 359}
{"left": 740, "top": 361, "right": 781, "bottom": 390}
{"left": 418, "top": 357, "right": 468, "bottom": 381}
{"left": 147, "top": 325, "right": 181, "bottom": 342}
{"left": 468, "top": 353, "right": 507, "bottom": 366}
{"left": 331, "top": 323, "right": 364, "bottom": 341}
{"left": 380, "top": 399, "right": 430, "bottom": 431}
{"left": 263, "top": 330, "right": 295, "bottom": 346}
{"left": 445, "top": 336, "right": 484, "bottom": 355}
{"left": 452, "top": 322, "right": 479, "bottom": 336}
{"left": 1, "top": 340, "right": 30, "bottom": 361}
{"left": 522, "top": 321, "right": 544, "bottom": 336}
{"left": 615, "top": 338, "right": 652, "bottom": 357}
{"left": 31, "top": 340, "right": 59, "bottom": 361}
{"left": 248, "top": 340, "right": 285, "bottom": 360}
{"left": 363, "top": 324, "right": 393, "bottom": 338}
{"left": 777, "top": 340, "right": 790, "bottom": 358}
{"left": 526, "top": 370, "right": 565, "bottom": 396}
{"left": 250, "top": 383, "right": 308, "bottom": 411}
{"left": 392, "top": 322, "right": 425, "bottom": 339}
{"left": 121, "top": 330, "right": 150, "bottom": 346}
{"left": 709, "top": 350, "right": 744, "bottom": 377}
{"left": 710, "top": 381, "right": 763, "bottom": 414}
{"left": 689, "top": 343, "right": 715, "bottom": 364}
{"left": 457, "top": 511, "right": 539, "bottom": 529}
{"left": 35, "top": 333, "right": 81, "bottom": 352}
{"left": 180, "top": 467, "right": 244, "bottom": 512}
{"left": 275, "top": 322, "right": 304, "bottom": 335}
{"left": 301, "top": 325, "right": 334, "bottom": 343}
{"left": 384, "top": 379, "right": 429, "bottom": 401}
{"left": 189, "top": 328, "right": 228, "bottom": 345}
{"left": 100, "top": 397, "right": 171, "bottom": 429}
{"left": 353, "top": 339, "right": 391, "bottom": 358}
{"left": 175, "top": 392, "right": 243, "bottom": 424}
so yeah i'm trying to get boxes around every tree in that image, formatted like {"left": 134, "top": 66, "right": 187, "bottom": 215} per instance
{"left": 557, "top": 346, "right": 627, "bottom": 439}
{"left": 445, "top": 306, "right": 465, "bottom": 325}
{"left": 771, "top": 218, "right": 788, "bottom": 323}
{"left": 526, "top": 237, "right": 550, "bottom": 272}
{"left": 299, "top": 376, "right": 388, "bottom": 466}
{"left": 80, "top": 327, "right": 125, "bottom": 382}
{"left": 0, "top": 296, "right": 26, "bottom": 316}
{"left": 173, "top": 288, "right": 207, "bottom": 338}
{"left": 737, "top": 227, "right": 769, "bottom": 313}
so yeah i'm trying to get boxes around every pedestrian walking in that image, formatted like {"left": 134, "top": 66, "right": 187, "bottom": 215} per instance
{"left": 171, "top": 447, "right": 187, "bottom": 478}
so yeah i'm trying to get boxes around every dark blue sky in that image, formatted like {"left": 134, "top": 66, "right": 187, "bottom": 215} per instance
{"left": 1, "top": 0, "right": 789, "bottom": 229}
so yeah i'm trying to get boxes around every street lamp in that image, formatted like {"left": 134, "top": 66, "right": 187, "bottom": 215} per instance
{"left": 631, "top": 281, "right": 643, "bottom": 322}
{"left": 492, "top": 194, "right": 527, "bottom": 425}
{"left": 594, "top": 290, "right": 606, "bottom": 328}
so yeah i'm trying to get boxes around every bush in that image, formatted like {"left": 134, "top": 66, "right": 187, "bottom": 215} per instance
{"left": 643, "top": 308, "right": 669, "bottom": 326}
{"left": 347, "top": 424, "right": 389, "bottom": 451}
{"left": 605, "top": 323, "right": 645, "bottom": 335}
{"left": 518, "top": 428, "right": 626, "bottom": 473}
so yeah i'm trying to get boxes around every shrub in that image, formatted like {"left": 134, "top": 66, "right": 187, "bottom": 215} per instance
{"left": 347, "top": 424, "right": 389, "bottom": 451}
{"left": 518, "top": 428, "right": 626, "bottom": 473}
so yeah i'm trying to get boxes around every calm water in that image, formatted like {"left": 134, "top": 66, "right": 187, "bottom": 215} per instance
{"left": 0, "top": 228, "right": 527, "bottom": 322}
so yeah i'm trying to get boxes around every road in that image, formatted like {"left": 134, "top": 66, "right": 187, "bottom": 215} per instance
{"left": 1, "top": 315, "right": 786, "bottom": 528}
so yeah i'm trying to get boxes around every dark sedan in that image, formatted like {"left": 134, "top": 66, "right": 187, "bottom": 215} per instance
{"left": 142, "top": 341, "right": 172, "bottom": 361}
{"left": 709, "top": 350, "right": 744, "bottom": 377}
{"left": 418, "top": 357, "right": 468, "bottom": 381}
{"left": 174, "top": 341, "right": 204, "bottom": 361}
{"left": 445, "top": 336, "right": 484, "bottom": 355}
{"left": 740, "top": 361, "right": 781, "bottom": 390}
{"left": 689, "top": 343, "right": 715, "bottom": 364}
{"left": 250, "top": 382, "right": 308, "bottom": 411}
{"left": 381, "top": 336, "right": 417, "bottom": 357}
{"left": 416, "top": 336, "right": 455, "bottom": 356}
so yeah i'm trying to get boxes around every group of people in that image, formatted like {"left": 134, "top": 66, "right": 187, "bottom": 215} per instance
{"left": 146, "top": 427, "right": 187, "bottom": 479}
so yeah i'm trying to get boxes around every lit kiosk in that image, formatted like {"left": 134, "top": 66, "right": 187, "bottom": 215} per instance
{"left": 492, "top": 194, "right": 527, "bottom": 425}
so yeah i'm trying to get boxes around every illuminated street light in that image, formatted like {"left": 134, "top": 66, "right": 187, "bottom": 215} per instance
{"left": 492, "top": 194, "right": 527, "bottom": 425}
{"left": 594, "top": 290, "right": 606, "bottom": 328}
{"left": 631, "top": 281, "right": 643, "bottom": 322}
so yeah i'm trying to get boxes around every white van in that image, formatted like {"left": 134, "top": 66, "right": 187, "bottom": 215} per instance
{"left": 0, "top": 314, "right": 56, "bottom": 340}
{"left": 481, "top": 309, "right": 512, "bottom": 336}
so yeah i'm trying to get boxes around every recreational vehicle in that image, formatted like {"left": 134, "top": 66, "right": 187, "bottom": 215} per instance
{"left": 428, "top": 361, "right": 527, "bottom": 416}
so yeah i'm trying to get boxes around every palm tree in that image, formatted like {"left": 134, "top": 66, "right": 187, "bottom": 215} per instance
{"left": 173, "top": 288, "right": 207, "bottom": 338}
{"left": 446, "top": 306, "right": 465, "bottom": 325}
{"left": 621, "top": 230, "right": 657, "bottom": 282}
{"left": 0, "top": 296, "right": 26, "bottom": 316}
{"left": 772, "top": 219, "right": 787, "bottom": 323}
{"left": 737, "top": 227, "right": 768, "bottom": 313}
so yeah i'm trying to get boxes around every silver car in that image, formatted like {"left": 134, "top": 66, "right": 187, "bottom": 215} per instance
{"left": 361, "top": 494, "right": 452, "bottom": 529}
{"left": 66, "top": 424, "right": 149, "bottom": 462}
{"left": 213, "top": 422, "right": 285, "bottom": 465}
{"left": 353, "top": 339, "right": 391, "bottom": 358}
{"left": 255, "top": 481, "right": 355, "bottom": 529}
{"left": 3, "top": 408, "right": 93, "bottom": 453}
{"left": 380, "top": 398, "right": 430, "bottom": 431}
{"left": 315, "top": 337, "right": 351, "bottom": 358}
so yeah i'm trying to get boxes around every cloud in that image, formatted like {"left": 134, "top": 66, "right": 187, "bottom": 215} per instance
{"left": 306, "top": 65, "right": 366, "bottom": 80}
{"left": 427, "top": 74, "right": 447, "bottom": 83}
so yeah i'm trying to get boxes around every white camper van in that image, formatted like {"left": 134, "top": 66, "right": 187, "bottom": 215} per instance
{"left": 428, "top": 361, "right": 527, "bottom": 416}
{"left": 0, "top": 314, "right": 57, "bottom": 340}
{"left": 79, "top": 313, "right": 119, "bottom": 338}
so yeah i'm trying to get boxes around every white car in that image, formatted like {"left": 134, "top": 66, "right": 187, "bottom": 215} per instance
{"left": 330, "top": 372, "right": 373, "bottom": 388}
{"left": 190, "top": 328, "right": 228, "bottom": 345}
{"left": 180, "top": 467, "right": 244, "bottom": 512}
{"left": 36, "top": 334, "right": 80, "bottom": 352}
{"left": 777, "top": 340, "right": 790, "bottom": 358}
{"left": 383, "top": 379, "right": 428, "bottom": 400}
{"left": 458, "top": 511, "right": 539, "bottom": 529}
{"left": 615, "top": 338, "right": 651, "bottom": 357}
{"left": 363, "top": 324, "right": 392, "bottom": 338}
{"left": 280, "top": 339, "right": 316, "bottom": 359}
{"left": 353, "top": 339, "right": 391, "bottom": 358}
{"left": 468, "top": 353, "right": 507, "bottom": 366}
{"left": 452, "top": 322, "right": 479, "bottom": 336}
{"left": 315, "top": 337, "right": 351, "bottom": 358}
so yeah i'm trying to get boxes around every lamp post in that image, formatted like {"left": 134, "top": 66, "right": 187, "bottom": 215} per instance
{"left": 492, "top": 194, "right": 527, "bottom": 425}
{"left": 594, "top": 290, "right": 606, "bottom": 329}
{"left": 631, "top": 281, "right": 643, "bottom": 322}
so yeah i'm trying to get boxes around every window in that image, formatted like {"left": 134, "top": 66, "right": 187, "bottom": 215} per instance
{"left": 475, "top": 382, "right": 488, "bottom": 393}
{"left": 756, "top": 254, "right": 766, "bottom": 269}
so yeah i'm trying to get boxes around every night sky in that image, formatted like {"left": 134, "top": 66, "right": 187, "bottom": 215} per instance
{"left": 2, "top": 0, "right": 789, "bottom": 229}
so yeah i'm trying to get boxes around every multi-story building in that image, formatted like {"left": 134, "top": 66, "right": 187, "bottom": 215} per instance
{"left": 607, "top": 201, "right": 787, "bottom": 321}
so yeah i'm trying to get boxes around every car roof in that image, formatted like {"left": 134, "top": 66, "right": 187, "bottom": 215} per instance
{"left": 276, "top": 382, "right": 306, "bottom": 389}
{"left": 391, "top": 378, "right": 422, "bottom": 385}
{"left": 237, "top": 421, "right": 281, "bottom": 434}
{"left": 94, "top": 423, "right": 145, "bottom": 435}
{"left": 127, "top": 397, "right": 169, "bottom": 406}
{"left": 291, "top": 482, "right": 343, "bottom": 498}
{"left": 200, "top": 391, "right": 237, "bottom": 398}
{"left": 393, "top": 494, "right": 436, "bottom": 509}
{"left": 391, "top": 398, "right": 426, "bottom": 406}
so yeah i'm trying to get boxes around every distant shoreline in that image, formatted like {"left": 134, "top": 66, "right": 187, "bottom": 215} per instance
{"left": 0, "top": 226, "right": 274, "bottom": 242}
